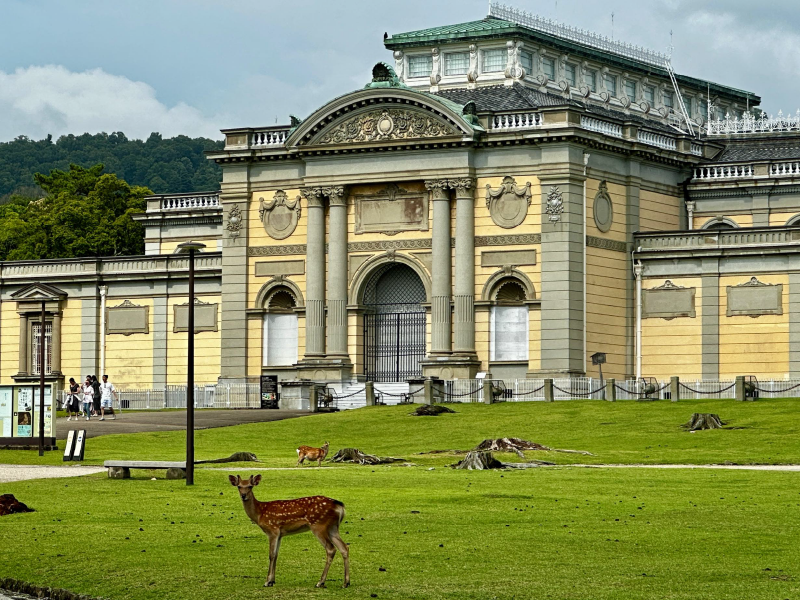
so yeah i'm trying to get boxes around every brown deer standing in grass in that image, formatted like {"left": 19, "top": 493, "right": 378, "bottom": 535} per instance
{"left": 296, "top": 441, "right": 329, "bottom": 467}
{"left": 229, "top": 474, "right": 350, "bottom": 588}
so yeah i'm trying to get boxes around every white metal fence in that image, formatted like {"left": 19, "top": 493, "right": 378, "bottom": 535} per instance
{"left": 60, "top": 382, "right": 260, "bottom": 411}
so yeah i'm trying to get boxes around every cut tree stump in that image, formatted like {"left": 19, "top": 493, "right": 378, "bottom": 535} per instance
{"left": 411, "top": 405, "right": 456, "bottom": 416}
{"left": 195, "top": 452, "right": 258, "bottom": 464}
{"left": 473, "top": 437, "right": 551, "bottom": 458}
{"left": 329, "top": 448, "right": 406, "bottom": 465}
{"left": 684, "top": 413, "right": 725, "bottom": 430}
{"left": 452, "top": 451, "right": 504, "bottom": 470}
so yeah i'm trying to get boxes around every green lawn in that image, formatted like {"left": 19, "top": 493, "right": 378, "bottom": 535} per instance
{"left": 1, "top": 399, "right": 799, "bottom": 599}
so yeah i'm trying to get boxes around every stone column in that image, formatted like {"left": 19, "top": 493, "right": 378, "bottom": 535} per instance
{"left": 425, "top": 180, "right": 452, "bottom": 355}
{"left": 18, "top": 313, "right": 28, "bottom": 374}
{"left": 450, "top": 178, "right": 477, "bottom": 356}
{"left": 325, "top": 186, "right": 348, "bottom": 358}
{"left": 302, "top": 188, "right": 326, "bottom": 358}
{"left": 51, "top": 312, "right": 62, "bottom": 374}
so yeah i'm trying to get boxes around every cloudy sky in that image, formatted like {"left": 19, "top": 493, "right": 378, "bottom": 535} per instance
{"left": 1, "top": 0, "right": 799, "bottom": 142}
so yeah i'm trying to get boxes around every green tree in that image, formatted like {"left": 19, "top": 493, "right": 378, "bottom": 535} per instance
{"left": 0, "top": 164, "right": 150, "bottom": 261}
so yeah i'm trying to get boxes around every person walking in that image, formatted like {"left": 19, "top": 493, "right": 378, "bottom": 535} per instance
{"left": 99, "top": 374, "right": 118, "bottom": 421}
{"left": 82, "top": 377, "right": 94, "bottom": 421}
{"left": 91, "top": 375, "right": 101, "bottom": 417}
{"left": 66, "top": 378, "right": 81, "bottom": 421}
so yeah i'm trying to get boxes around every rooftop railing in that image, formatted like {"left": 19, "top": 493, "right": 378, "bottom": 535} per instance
{"left": 252, "top": 128, "right": 290, "bottom": 147}
{"left": 636, "top": 228, "right": 800, "bottom": 251}
{"left": 707, "top": 110, "right": 800, "bottom": 136}
{"left": 160, "top": 193, "right": 220, "bottom": 211}
{"left": 637, "top": 129, "right": 676, "bottom": 150}
{"left": 693, "top": 164, "right": 753, "bottom": 180}
{"left": 580, "top": 115, "right": 623, "bottom": 138}
{"left": 0, "top": 253, "right": 222, "bottom": 279}
{"left": 492, "top": 112, "right": 543, "bottom": 130}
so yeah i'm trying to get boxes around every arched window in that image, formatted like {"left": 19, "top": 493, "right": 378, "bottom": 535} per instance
{"left": 263, "top": 287, "right": 298, "bottom": 367}
{"left": 490, "top": 278, "right": 529, "bottom": 362}
{"left": 700, "top": 217, "right": 738, "bottom": 231}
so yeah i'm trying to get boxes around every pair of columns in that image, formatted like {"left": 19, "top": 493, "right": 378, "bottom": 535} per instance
{"left": 301, "top": 186, "right": 348, "bottom": 361}
{"left": 425, "top": 178, "right": 477, "bottom": 358}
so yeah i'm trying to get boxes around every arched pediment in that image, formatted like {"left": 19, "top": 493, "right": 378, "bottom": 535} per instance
{"left": 285, "top": 88, "right": 479, "bottom": 149}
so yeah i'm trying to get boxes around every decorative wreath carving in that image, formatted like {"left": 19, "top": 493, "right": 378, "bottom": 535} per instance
{"left": 545, "top": 186, "right": 564, "bottom": 223}
{"left": 259, "top": 190, "right": 301, "bottom": 240}
{"left": 315, "top": 108, "right": 458, "bottom": 145}
{"left": 225, "top": 205, "right": 243, "bottom": 239}
{"left": 485, "top": 176, "right": 532, "bottom": 229}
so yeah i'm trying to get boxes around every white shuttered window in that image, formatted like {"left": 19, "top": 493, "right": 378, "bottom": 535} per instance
{"left": 490, "top": 306, "right": 529, "bottom": 361}
{"left": 263, "top": 314, "right": 298, "bottom": 366}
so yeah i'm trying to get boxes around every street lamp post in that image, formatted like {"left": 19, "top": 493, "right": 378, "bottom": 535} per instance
{"left": 177, "top": 241, "right": 206, "bottom": 486}
{"left": 39, "top": 299, "right": 46, "bottom": 457}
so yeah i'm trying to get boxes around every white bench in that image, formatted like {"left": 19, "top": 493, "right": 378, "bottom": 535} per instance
{"left": 104, "top": 460, "right": 187, "bottom": 480}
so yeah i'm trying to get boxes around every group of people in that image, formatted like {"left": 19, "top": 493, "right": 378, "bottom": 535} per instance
{"left": 65, "top": 375, "right": 118, "bottom": 421}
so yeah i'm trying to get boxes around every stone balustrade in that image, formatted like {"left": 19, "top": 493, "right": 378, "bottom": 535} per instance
{"left": 492, "top": 112, "right": 542, "bottom": 130}
{"left": 580, "top": 115, "right": 622, "bottom": 138}
{"left": 160, "top": 193, "right": 220, "bottom": 211}
{"left": 693, "top": 164, "right": 753, "bottom": 180}
{"left": 690, "top": 142, "right": 703, "bottom": 156}
{"left": 637, "top": 130, "right": 676, "bottom": 150}
{"left": 252, "top": 129, "right": 290, "bottom": 147}
{"left": 636, "top": 228, "right": 800, "bottom": 251}
{"left": 770, "top": 161, "right": 800, "bottom": 177}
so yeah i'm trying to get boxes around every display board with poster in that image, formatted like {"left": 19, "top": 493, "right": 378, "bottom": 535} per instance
{"left": 10, "top": 385, "right": 54, "bottom": 438}
{"left": 0, "top": 387, "right": 12, "bottom": 437}
{"left": 260, "top": 375, "right": 279, "bottom": 409}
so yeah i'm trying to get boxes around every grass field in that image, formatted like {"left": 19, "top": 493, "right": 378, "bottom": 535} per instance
{"left": 2, "top": 399, "right": 799, "bottom": 599}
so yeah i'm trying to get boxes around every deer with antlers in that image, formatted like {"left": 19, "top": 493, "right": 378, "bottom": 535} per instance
{"left": 296, "top": 441, "right": 329, "bottom": 467}
{"left": 229, "top": 474, "right": 350, "bottom": 588}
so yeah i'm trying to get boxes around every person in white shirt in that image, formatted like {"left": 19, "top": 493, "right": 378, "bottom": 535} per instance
{"left": 82, "top": 378, "right": 94, "bottom": 421}
{"left": 99, "top": 374, "right": 118, "bottom": 421}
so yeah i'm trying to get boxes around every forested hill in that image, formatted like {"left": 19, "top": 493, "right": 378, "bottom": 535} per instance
{"left": 0, "top": 132, "right": 224, "bottom": 199}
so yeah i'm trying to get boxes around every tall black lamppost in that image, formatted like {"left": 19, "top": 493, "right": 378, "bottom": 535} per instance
{"left": 177, "top": 241, "right": 206, "bottom": 486}
{"left": 38, "top": 299, "right": 46, "bottom": 457}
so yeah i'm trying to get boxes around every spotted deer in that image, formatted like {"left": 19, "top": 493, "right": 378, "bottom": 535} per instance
{"left": 229, "top": 474, "right": 350, "bottom": 588}
{"left": 296, "top": 441, "right": 329, "bottom": 467}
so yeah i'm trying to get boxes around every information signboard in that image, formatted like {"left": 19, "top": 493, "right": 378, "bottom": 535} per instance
{"left": 260, "top": 375, "right": 279, "bottom": 409}
{"left": 0, "top": 387, "right": 12, "bottom": 437}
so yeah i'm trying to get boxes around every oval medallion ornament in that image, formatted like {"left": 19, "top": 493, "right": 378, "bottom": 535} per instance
{"left": 259, "top": 190, "right": 301, "bottom": 240}
{"left": 485, "top": 176, "right": 532, "bottom": 229}
{"left": 593, "top": 181, "right": 614, "bottom": 233}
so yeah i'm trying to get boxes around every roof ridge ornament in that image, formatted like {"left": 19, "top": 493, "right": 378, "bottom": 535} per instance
{"left": 365, "top": 62, "right": 407, "bottom": 89}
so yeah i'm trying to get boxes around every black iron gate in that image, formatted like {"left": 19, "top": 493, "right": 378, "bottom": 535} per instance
{"left": 363, "top": 310, "right": 426, "bottom": 382}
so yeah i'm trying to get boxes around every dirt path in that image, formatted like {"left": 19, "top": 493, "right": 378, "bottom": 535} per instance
{"left": 0, "top": 464, "right": 105, "bottom": 483}
{"left": 571, "top": 463, "right": 800, "bottom": 471}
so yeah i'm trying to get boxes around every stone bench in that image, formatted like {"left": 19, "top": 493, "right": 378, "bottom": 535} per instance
{"left": 104, "top": 460, "right": 187, "bottom": 480}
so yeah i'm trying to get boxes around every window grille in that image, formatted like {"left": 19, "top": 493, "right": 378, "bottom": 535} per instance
{"left": 408, "top": 55, "right": 432, "bottom": 78}
{"left": 565, "top": 64, "right": 576, "bottom": 86}
{"left": 520, "top": 50, "right": 533, "bottom": 74}
{"left": 643, "top": 85, "right": 655, "bottom": 104}
{"left": 542, "top": 57, "right": 555, "bottom": 79}
{"left": 31, "top": 322, "right": 52, "bottom": 375}
{"left": 604, "top": 74, "right": 617, "bottom": 97}
{"left": 444, "top": 52, "right": 469, "bottom": 76}
{"left": 584, "top": 69, "right": 596, "bottom": 92}
{"left": 483, "top": 49, "right": 505, "bottom": 72}
{"left": 624, "top": 80, "right": 636, "bottom": 100}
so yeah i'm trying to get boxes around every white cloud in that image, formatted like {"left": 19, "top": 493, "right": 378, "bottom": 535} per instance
{"left": 0, "top": 65, "right": 223, "bottom": 142}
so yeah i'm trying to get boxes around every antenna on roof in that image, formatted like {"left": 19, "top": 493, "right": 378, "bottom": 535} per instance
{"left": 611, "top": 12, "right": 614, "bottom": 40}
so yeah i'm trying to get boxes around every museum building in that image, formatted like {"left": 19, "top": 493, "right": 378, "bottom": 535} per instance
{"left": 2, "top": 3, "right": 800, "bottom": 397}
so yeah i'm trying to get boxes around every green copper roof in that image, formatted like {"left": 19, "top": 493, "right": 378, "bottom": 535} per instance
{"left": 385, "top": 17, "right": 518, "bottom": 43}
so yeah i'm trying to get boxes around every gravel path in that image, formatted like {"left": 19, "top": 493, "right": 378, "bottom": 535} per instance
{"left": 0, "top": 464, "right": 104, "bottom": 483}
{"left": 571, "top": 463, "right": 800, "bottom": 471}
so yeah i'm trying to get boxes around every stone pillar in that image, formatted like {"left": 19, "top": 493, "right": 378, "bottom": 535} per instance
{"left": 701, "top": 259, "right": 720, "bottom": 379}
{"left": 365, "top": 381, "right": 375, "bottom": 406}
{"left": 606, "top": 378, "right": 616, "bottom": 402}
{"left": 325, "top": 186, "right": 348, "bottom": 358}
{"left": 426, "top": 180, "right": 452, "bottom": 355}
{"left": 482, "top": 379, "right": 494, "bottom": 404}
{"left": 735, "top": 376, "right": 745, "bottom": 402}
{"left": 450, "top": 178, "right": 477, "bottom": 356}
{"left": 18, "top": 313, "right": 28, "bottom": 374}
{"left": 302, "top": 188, "right": 326, "bottom": 358}
{"left": 51, "top": 312, "right": 62, "bottom": 374}
{"left": 670, "top": 376, "right": 680, "bottom": 402}
{"left": 544, "top": 378, "right": 554, "bottom": 402}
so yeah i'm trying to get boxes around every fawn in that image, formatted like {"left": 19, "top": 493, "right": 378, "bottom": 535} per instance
{"left": 296, "top": 441, "right": 329, "bottom": 467}
{"left": 229, "top": 474, "right": 350, "bottom": 588}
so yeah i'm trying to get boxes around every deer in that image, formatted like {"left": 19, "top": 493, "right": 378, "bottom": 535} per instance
{"left": 229, "top": 474, "right": 350, "bottom": 588}
{"left": 296, "top": 441, "right": 329, "bottom": 467}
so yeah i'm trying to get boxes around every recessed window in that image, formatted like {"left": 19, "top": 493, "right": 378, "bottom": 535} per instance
{"left": 31, "top": 322, "right": 52, "bottom": 375}
{"left": 408, "top": 55, "right": 432, "bottom": 78}
{"left": 520, "top": 50, "right": 533, "bottom": 74}
{"left": 663, "top": 91, "right": 674, "bottom": 110}
{"left": 584, "top": 69, "right": 597, "bottom": 92}
{"left": 444, "top": 52, "right": 469, "bottom": 76}
{"left": 716, "top": 107, "right": 726, "bottom": 120}
{"left": 643, "top": 85, "right": 655, "bottom": 104}
{"left": 699, "top": 98, "right": 708, "bottom": 117}
{"left": 684, "top": 97, "right": 693, "bottom": 115}
{"left": 624, "top": 80, "right": 636, "bottom": 100}
{"left": 542, "top": 56, "right": 555, "bottom": 80}
{"left": 604, "top": 74, "right": 617, "bottom": 97}
{"left": 565, "top": 63, "right": 576, "bottom": 86}
{"left": 483, "top": 49, "right": 505, "bottom": 73}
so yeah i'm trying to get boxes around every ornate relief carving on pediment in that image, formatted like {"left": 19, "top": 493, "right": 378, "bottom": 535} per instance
{"left": 485, "top": 176, "right": 532, "bottom": 229}
{"left": 313, "top": 108, "right": 459, "bottom": 146}
{"left": 258, "top": 190, "right": 301, "bottom": 240}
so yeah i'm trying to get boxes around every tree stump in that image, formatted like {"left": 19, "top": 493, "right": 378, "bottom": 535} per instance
{"left": 684, "top": 413, "right": 725, "bottom": 430}
{"left": 329, "top": 448, "right": 406, "bottom": 465}
{"left": 195, "top": 451, "right": 258, "bottom": 464}
{"left": 166, "top": 468, "right": 187, "bottom": 480}
{"left": 411, "top": 405, "right": 455, "bottom": 416}
{"left": 473, "top": 437, "right": 551, "bottom": 458}
{"left": 107, "top": 466, "right": 130, "bottom": 479}
{"left": 452, "top": 451, "right": 504, "bottom": 470}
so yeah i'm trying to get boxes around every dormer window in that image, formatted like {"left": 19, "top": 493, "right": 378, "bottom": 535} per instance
{"left": 604, "top": 74, "right": 617, "bottom": 97}
{"left": 408, "top": 54, "right": 432, "bottom": 78}
{"left": 565, "top": 64, "right": 576, "bottom": 86}
{"left": 445, "top": 52, "right": 469, "bottom": 76}
{"left": 643, "top": 85, "right": 655, "bottom": 104}
{"left": 542, "top": 56, "right": 556, "bottom": 80}
{"left": 584, "top": 69, "right": 597, "bottom": 92}
{"left": 520, "top": 50, "right": 533, "bottom": 74}
{"left": 663, "top": 91, "right": 674, "bottom": 110}
{"left": 483, "top": 49, "right": 505, "bottom": 73}
{"left": 624, "top": 80, "right": 636, "bottom": 100}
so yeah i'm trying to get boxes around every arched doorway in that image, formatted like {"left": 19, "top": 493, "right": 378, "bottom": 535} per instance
{"left": 362, "top": 263, "right": 426, "bottom": 381}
